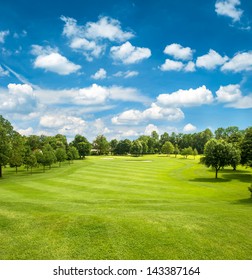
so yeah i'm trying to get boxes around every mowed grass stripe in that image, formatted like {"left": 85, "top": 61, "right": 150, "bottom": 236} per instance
{"left": 0, "top": 155, "right": 251, "bottom": 259}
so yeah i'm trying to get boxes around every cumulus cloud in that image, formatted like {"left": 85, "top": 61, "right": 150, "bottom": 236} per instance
{"left": 215, "top": 0, "right": 243, "bottom": 22}
{"left": 164, "top": 43, "right": 193, "bottom": 60}
{"left": 110, "top": 41, "right": 151, "bottom": 64}
{"left": 184, "top": 61, "right": 196, "bottom": 72}
{"left": 61, "top": 15, "right": 134, "bottom": 61}
{"left": 216, "top": 84, "right": 252, "bottom": 108}
{"left": 221, "top": 51, "right": 252, "bottom": 72}
{"left": 0, "top": 30, "right": 9, "bottom": 43}
{"left": 113, "top": 70, "right": 139, "bottom": 78}
{"left": 31, "top": 45, "right": 81, "bottom": 75}
{"left": 157, "top": 86, "right": 214, "bottom": 107}
{"left": 160, "top": 59, "right": 184, "bottom": 71}
{"left": 112, "top": 103, "right": 184, "bottom": 125}
{"left": 17, "top": 127, "right": 34, "bottom": 136}
{"left": 216, "top": 84, "right": 242, "bottom": 103}
{"left": 91, "top": 68, "right": 107, "bottom": 80}
{"left": 144, "top": 124, "right": 159, "bottom": 135}
{"left": 183, "top": 123, "right": 197, "bottom": 133}
{"left": 0, "top": 83, "right": 37, "bottom": 113}
{"left": 40, "top": 114, "right": 87, "bottom": 136}
{"left": 196, "top": 49, "right": 229, "bottom": 70}
{"left": 84, "top": 16, "right": 134, "bottom": 42}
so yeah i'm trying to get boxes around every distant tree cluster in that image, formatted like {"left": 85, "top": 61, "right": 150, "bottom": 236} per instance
{"left": 0, "top": 115, "right": 251, "bottom": 179}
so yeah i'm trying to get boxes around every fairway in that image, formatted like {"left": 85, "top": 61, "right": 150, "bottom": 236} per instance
{"left": 0, "top": 155, "right": 251, "bottom": 260}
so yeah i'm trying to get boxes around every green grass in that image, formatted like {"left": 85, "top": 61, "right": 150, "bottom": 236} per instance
{"left": 0, "top": 155, "right": 251, "bottom": 260}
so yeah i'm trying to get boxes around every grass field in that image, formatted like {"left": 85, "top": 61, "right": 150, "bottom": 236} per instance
{"left": 0, "top": 155, "right": 251, "bottom": 260}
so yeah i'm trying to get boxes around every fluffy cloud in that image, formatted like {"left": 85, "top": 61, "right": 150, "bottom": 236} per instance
{"left": 157, "top": 86, "right": 214, "bottom": 107}
{"left": 0, "top": 83, "right": 37, "bottom": 113}
{"left": 31, "top": 45, "right": 81, "bottom": 75}
{"left": 61, "top": 15, "right": 134, "bottom": 61}
{"left": 216, "top": 84, "right": 242, "bottom": 103}
{"left": 144, "top": 124, "right": 159, "bottom": 135}
{"left": 114, "top": 70, "right": 139, "bottom": 78}
{"left": 216, "top": 84, "right": 252, "bottom": 108}
{"left": 215, "top": 0, "right": 243, "bottom": 22}
{"left": 196, "top": 49, "right": 228, "bottom": 70}
{"left": 40, "top": 114, "right": 87, "bottom": 136}
{"left": 183, "top": 123, "right": 197, "bottom": 133}
{"left": 184, "top": 61, "right": 196, "bottom": 72}
{"left": 0, "top": 30, "right": 9, "bottom": 43}
{"left": 17, "top": 127, "right": 34, "bottom": 136}
{"left": 91, "top": 68, "right": 107, "bottom": 80}
{"left": 221, "top": 51, "right": 252, "bottom": 72}
{"left": 164, "top": 43, "right": 193, "bottom": 60}
{"left": 84, "top": 16, "right": 134, "bottom": 42}
{"left": 160, "top": 59, "right": 184, "bottom": 71}
{"left": 75, "top": 84, "right": 109, "bottom": 105}
{"left": 110, "top": 41, "right": 151, "bottom": 64}
{"left": 112, "top": 103, "right": 184, "bottom": 125}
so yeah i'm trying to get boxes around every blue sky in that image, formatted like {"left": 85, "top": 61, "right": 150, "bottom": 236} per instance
{"left": 0, "top": 0, "right": 252, "bottom": 140}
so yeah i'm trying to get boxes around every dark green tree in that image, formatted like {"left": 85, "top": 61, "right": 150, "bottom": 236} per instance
{"left": 161, "top": 141, "right": 174, "bottom": 156}
{"left": 0, "top": 115, "right": 14, "bottom": 177}
{"left": 9, "top": 132, "right": 25, "bottom": 173}
{"left": 55, "top": 148, "right": 67, "bottom": 166}
{"left": 130, "top": 140, "right": 143, "bottom": 157}
{"left": 240, "top": 127, "right": 252, "bottom": 167}
{"left": 203, "top": 139, "right": 233, "bottom": 179}
{"left": 93, "top": 135, "right": 110, "bottom": 155}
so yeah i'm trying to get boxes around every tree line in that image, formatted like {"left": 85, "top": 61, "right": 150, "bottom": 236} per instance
{"left": 0, "top": 115, "right": 251, "bottom": 178}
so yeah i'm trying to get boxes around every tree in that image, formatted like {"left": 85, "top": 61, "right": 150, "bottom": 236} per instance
{"left": 67, "top": 146, "right": 79, "bottom": 164}
{"left": 114, "top": 139, "right": 132, "bottom": 155}
{"left": 0, "top": 115, "right": 14, "bottom": 177}
{"left": 41, "top": 144, "right": 57, "bottom": 171}
{"left": 93, "top": 135, "right": 110, "bottom": 155}
{"left": 71, "top": 134, "right": 91, "bottom": 159}
{"left": 240, "top": 127, "right": 252, "bottom": 167}
{"left": 130, "top": 140, "right": 143, "bottom": 157}
{"left": 109, "top": 139, "right": 118, "bottom": 155}
{"left": 55, "top": 148, "right": 67, "bottom": 166}
{"left": 229, "top": 145, "right": 241, "bottom": 171}
{"left": 174, "top": 144, "right": 180, "bottom": 158}
{"left": 203, "top": 139, "right": 232, "bottom": 179}
{"left": 192, "top": 148, "right": 198, "bottom": 159}
{"left": 9, "top": 132, "right": 25, "bottom": 173}
{"left": 23, "top": 146, "right": 37, "bottom": 174}
{"left": 181, "top": 147, "right": 193, "bottom": 158}
{"left": 161, "top": 141, "right": 174, "bottom": 156}
{"left": 76, "top": 141, "right": 91, "bottom": 159}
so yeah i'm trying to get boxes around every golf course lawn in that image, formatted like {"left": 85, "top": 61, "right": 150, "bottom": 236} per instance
{"left": 0, "top": 155, "right": 251, "bottom": 260}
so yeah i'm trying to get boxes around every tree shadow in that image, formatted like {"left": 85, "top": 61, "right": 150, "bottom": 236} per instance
{"left": 231, "top": 198, "right": 252, "bottom": 206}
{"left": 189, "top": 178, "right": 230, "bottom": 183}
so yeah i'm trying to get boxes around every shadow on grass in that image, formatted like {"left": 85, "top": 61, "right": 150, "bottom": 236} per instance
{"left": 232, "top": 198, "right": 252, "bottom": 206}
{"left": 189, "top": 178, "right": 230, "bottom": 183}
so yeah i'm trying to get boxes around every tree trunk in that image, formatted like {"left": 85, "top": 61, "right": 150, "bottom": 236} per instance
{"left": 215, "top": 168, "right": 218, "bottom": 179}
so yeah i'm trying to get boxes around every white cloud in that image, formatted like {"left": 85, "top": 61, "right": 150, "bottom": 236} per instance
{"left": 221, "top": 51, "right": 252, "bottom": 72}
{"left": 216, "top": 84, "right": 252, "bottom": 108}
{"left": 0, "top": 65, "right": 9, "bottom": 76}
{"left": 164, "top": 43, "right": 193, "bottom": 60}
{"left": 91, "top": 68, "right": 107, "bottom": 80}
{"left": 112, "top": 104, "right": 184, "bottom": 125}
{"left": 31, "top": 45, "right": 81, "bottom": 75}
{"left": 61, "top": 15, "right": 134, "bottom": 61}
{"left": 215, "top": 0, "right": 243, "bottom": 22}
{"left": 144, "top": 124, "right": 159, "bottom": 135}
{"left": 157, "top": 85, "right": 214, "bottom": 107}
{"left": 0, "top": 30, "right": 9, "bottom": 43}
{"left": 160, "top": 59, "right": 184, "bottom": 71}
{"left": 70, "top": 37, "right": 105, "bottom": 60}
{"left": 216, "top": 84, "right": 242, "bottom": 103}
{"left": 110, "top": 41, "right": 151, "bottom": 64}
{"left": 183, "top": 123, "right": 197, "bottom": 133}
{"left": 75, "top": 84, "right": 109, "bottom": 105}
{"left": 196, "top": 49, "right": 228, "bottom": 70}
{"left": 17, "top": 127, "right": 34, "bottom": 136}
{"left": 40, "top": 114, "right": 87, "bottom": 136}
{"left": 85, "top": 16, "right": 134, "bottom": 42}
{"left": 0, "top": 83, "right": 37, "bottom": 113}
{"left": 184, "top": 61, "right": 196, "bottom": 72}
{"left": 114, "top": 70, "right": 139, "bottom": 78}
